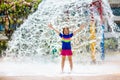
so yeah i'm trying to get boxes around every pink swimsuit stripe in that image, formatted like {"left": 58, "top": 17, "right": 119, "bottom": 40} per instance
{"left": 62, "top": 38, "right": 71, "bottom": 40}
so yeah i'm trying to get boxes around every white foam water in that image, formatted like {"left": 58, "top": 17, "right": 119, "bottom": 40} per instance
{"left": 4, "top": 0, "right": 119, "bottom": 62}
{"left": 0, "top": 62, "right": 119, "bottom": 76}
{"left": 0, "top": 54, "right": 120, "bottom": 76}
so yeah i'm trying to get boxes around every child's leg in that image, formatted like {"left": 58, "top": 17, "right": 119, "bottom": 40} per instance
{"left": 61, "top": 56, "right": 66, "bottom": 72}
{"left": 68, "top": 56, "right": 73, "bottom": 71}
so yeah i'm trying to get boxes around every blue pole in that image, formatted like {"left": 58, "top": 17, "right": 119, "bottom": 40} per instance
{"left": 100, "top": 24, "right": 105, "bottom": 60}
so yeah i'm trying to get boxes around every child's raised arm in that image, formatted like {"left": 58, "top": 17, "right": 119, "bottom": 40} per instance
{"left": 73, "top": 23, "right": 86, "bottom": 35}
{"left": 48, "top": 23, "right": 60, "bottom": 34}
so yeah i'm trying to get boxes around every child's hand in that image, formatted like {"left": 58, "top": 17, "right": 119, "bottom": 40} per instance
{"left": 48, "top": 23, "right": 53, "bottom": 29}
{"left": 48, "top": 23, "right": 60, "bottom": 34}
{"left": 80, "top": 23, "right": 87, "bottom": 29}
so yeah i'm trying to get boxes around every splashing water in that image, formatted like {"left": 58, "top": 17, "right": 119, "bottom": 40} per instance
{"left": 3, "top": 0, "right": 120, "bottom": 63}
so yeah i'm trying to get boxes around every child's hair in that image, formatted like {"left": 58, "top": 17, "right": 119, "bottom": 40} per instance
{"left": 63, "top": 27, "right": 69, "bottom": 34}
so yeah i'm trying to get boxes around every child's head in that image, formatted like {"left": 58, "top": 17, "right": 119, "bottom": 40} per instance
{"left": 63, "top": 27, "right": 69, "bottom": 35}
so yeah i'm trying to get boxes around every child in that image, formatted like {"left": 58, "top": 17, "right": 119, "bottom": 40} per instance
{"left": 48, "top": 23, "right": 85, "bottom": 72}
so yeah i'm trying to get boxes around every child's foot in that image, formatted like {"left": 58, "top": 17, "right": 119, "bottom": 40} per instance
{"left": 60, "top": 71, "right": 64, "bottom": 74}
{"left": 68, "top": 70, "right": 73, "bottom": 74}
